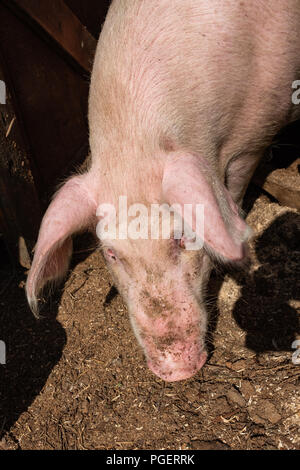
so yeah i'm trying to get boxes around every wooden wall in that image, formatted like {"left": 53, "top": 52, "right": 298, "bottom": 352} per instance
{"left": 0, "top": 0, "right": 110, "bottom": 266}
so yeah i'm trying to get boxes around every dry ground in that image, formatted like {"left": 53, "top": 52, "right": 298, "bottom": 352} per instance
{"left": 0, "top": 184, "right": 299, "bottom": 451}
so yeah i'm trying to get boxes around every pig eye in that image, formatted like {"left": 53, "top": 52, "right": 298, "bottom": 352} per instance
{"left": 174, "top": 236, "right": 186, "bottom": 250}
{"left": 179, "top": 237, "right": 186, "bottom": 249}
{"left": 174, "top": 234, "right": 198, "bottom": 250}
{"left": 105, "top": 248, "right": 118, "bottom": 262}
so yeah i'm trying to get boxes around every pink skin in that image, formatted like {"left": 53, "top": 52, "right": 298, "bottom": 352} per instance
{"left": 133, "top": 301, "right": 208, "bottom": 382}
{"left": 102, "top": 236, "right": 211, "bottom": 382}
{"left": 162, "top": 153, "right": 251, "bottom": 261}
{"left": 26, "top": 0, "right": 300, "bottom": 381}
{"left": 148, "top": 353, "right": 207, "bottom": 383}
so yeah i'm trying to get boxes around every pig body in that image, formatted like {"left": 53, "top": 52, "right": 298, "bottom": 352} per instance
{"left": 27, "top": 0, "right": 300, "bottom": 381}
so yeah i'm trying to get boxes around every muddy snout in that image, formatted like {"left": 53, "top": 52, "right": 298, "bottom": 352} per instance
{"left": 147, "top": 349, "right": 207, "bottom": 382}
{"left": 133, "top": 287, "right": 208, "bottom": 382}
{"left": 144, "top": 333, "right": 207, "bottom": 382}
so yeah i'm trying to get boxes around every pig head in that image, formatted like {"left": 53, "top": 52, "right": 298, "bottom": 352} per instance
{"left": 26, "top": 152, "right": 250, "bottom": 382}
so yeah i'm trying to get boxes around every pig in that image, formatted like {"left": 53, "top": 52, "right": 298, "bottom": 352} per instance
{"left": 26, "top": 0, "right": 300, "bottom": 382}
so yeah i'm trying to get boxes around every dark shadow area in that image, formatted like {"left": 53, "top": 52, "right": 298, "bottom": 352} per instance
{"left": 267, "top": 119, "right": 300, "bottom": 169}
{"left": 205, "top": 270, "right": 225, "bottom": 359}
{"left": 203, "top": 120, "right": 300, "bottom": 358}
{"left": 0, "top": 232, "right": 97, "bottom": 440}
{"left": 104, "top": 285, "right": 119, "bottom": 307}
{"left": 206, "top": 211, "right": 299, "bottom": 360}
{"left": 232, "top": 212, "right": 300, "bottom": 352}
{"left": 244, "top": 119, "right": 300, "bottom": 214}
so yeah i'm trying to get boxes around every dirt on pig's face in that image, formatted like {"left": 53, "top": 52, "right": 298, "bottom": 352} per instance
{"left": 101, "top": 236, "right": 211, "bottom": 382}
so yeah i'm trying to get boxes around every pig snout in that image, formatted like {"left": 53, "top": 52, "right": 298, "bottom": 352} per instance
{"left": 147, "top": 343, "right": 207, "bottom": 382}
{"left": 132, "top": 299, "right": 208, "bottom": 382}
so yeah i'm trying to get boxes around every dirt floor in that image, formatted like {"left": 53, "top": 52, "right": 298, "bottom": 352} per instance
{"left": 0, "top": 183, "right": 299, "bottom": 451}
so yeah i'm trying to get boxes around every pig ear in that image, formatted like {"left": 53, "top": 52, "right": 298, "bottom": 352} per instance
{"left": 26, "top": 174, "right": 97, "bottom": 316}
{"left": 162, "top": 153, "right": 251, "bottom": 261}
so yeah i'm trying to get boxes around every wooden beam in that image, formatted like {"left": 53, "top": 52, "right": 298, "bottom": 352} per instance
{"left": 10, "top": 0, "right": 97, "bottom": 73}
